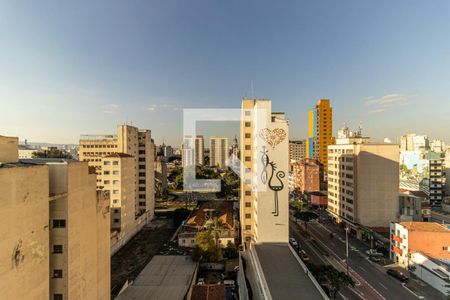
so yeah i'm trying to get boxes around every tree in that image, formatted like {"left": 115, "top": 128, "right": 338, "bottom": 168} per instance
{"left": 294, "top": 211, "right": 318, "bottom": 233}
{"left": 223, "top": 242, "right": 239, "bottom": 259}
{"left": 191, "top": 217, "right": 225, "bottom": 263}
{"left": 32, "top": 149, "right": 72, "bottom": 159}
{"left": 309, "top": 265, "right": 355, "bottom": 299}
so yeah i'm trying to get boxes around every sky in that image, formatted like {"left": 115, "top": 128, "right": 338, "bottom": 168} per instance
{"left": 1, "top": 0, "right": 450, "bottom": 147}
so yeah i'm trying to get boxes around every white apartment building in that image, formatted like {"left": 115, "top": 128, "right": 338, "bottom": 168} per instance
{"left": 210, "top": 137, "right": 228, "bottom": 168}
{"left": 327, "top": 131, "right": 399, "bottom": 235}
{"left": 289, "top": 140, "right": 306, "bottom": 162}
{"left": 240, "top": 98, "right": 289, "bottom": 246}
{"left": 182, "top": 135, "right": 204, "bottom": 167}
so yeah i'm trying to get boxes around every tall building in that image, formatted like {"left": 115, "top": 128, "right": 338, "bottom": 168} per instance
{"left": 289, "top": 140, "right": 306, "bottom": 162}
{"left": 0, "top": 135, "right": 110, "bottom": 300}
{"left": 162, "top": 143, "right": 174, "bottom": 159}
{"left": 79, "top": 124, "right": 155, "bottom": 219}
{"left": 446, "top": 148, "right": 450, "bottom": 196}
{"left": 306, "top": 99, "right": 333, "bottom": 172}
{"left": 240, "top": 98, "right": 289, "bottom": 246}
{"left": 209, "top": 137, "right": 228, "bottom": 168}
{"left": 182, "top": 135, "right": 205, "bottom": 167}
{"left": 430, "top": 139, "right": 446, "bottom": 153}
{"left": 327, "top": 127, "right": 399, "bottom": 234}
{"left": 426, "top": 151, "right": 446, "bottom": 206}
{"left": 292, "top": 158, "right": 323, "bottom": 193}
{"left": 229, "top": 135, "right": 240, "bottom": 167}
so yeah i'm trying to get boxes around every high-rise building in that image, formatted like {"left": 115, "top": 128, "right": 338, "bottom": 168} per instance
{"left": 209, "top": 137, "right": 228, "bottom": 168}
{"left": 327, "top": 127, "right": 399, "bottom": 232}
{"left": 79, "top": 124, "right": 155, "bottom": 219}
{"left": 182, "top": 135, "right": 205, "bottom": 167}
{"left": 162, "top": 143, "right": 174, "bottom": 159}
{"left": 306, "top": 99, "right": 333, "bottom": 173}
{"left": 430, "top": 139, "right": 446, "bottom": 153}
{"left": 240, "top": 98, "right": 289, "bottom": 246}
{"left": 446, "top": 148, "right": 450, "bottom": 196}
{"left": 229, "top": 135, "right": 240, "bottom": 167}
{"left": 0, "top": 135, "right": 110, "bottom": 300}
{"left": 289, "top": 140, "right": 306, "bottom": 162}
{"left": 426, "top": 151, "right": 446, "bottom": 206}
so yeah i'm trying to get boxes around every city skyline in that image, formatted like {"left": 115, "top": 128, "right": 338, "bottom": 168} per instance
{"left": 1, "top": 1, "right": 450, "bottom": 145}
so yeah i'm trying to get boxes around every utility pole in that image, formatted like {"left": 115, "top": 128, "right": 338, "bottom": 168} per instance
{"left": 345, "top": 227, "right": 349, "bottom": 276}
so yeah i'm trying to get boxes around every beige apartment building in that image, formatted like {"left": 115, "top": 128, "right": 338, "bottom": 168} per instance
{"left": 240, "top": 99, "right": 289, "bottom": 246}
{"left": 327, "top": 131, "right": 399, "bottom": 234}
{"left": 0, "top": 135, "right": 110, "bottom": 300}
{"left": 210, "top": 136, "right": 228, "bottom": 168}
{"left": 79, "top": 124, "right": 155, "bottom": 225}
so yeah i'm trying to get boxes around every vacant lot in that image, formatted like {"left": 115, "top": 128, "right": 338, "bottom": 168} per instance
{"left": 111, "top": 217, "right": 177, "bottom": 297}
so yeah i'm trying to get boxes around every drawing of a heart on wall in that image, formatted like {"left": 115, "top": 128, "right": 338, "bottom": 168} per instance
{"left": 258, "top": 128, "right": 287, "bottom": 149}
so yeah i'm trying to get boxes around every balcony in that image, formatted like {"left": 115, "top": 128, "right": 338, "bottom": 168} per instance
{"left": 391, "top": 234, "right": 403, "bottom": 244}
{"left": 391, "top": 245, "right": 403, "bottom": 255}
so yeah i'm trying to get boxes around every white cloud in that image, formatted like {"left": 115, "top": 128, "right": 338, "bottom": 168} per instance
{"left": 102, "top": 104, "right": 119, "bottom": 114}
{"left": 144, "top": 103, "right": 182, "bottom": 112}
{"left": 364, "top": 93, "right": 413, "bottom": 114}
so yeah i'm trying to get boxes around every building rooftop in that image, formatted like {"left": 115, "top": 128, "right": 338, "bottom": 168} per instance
{"left": 254, "top": 244, "right": 326, "bottom": 300}
{"left": 191, "top": 284, "right": 225, "bottom": 300}
{"left": 400, "top": 222, "right": 449, "bottom": 232}
{"left": 186, "top": 201, "right": 234, "bottom": 229}
{"left": 116, "top": 255, "right": 197, "bottom": 300}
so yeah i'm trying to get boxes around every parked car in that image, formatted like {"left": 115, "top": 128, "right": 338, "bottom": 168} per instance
{"left": 369, "top": 256, "right": 381, "bottom": 263}
{"left": 289, "top": 237, "right": 299, "bottom": 248}
{"left": 299, "top": 250, "right": 310, "bottom": 262}
{"left": 387, "top": 269, "right": 409, "bottom": 283}
{"left": 198, "top": 278, "right": 205, "bottom": 285}
{"left": 223, "top": 280, "right": 235, "bottom": 287}
{"left": 366, "top": 249, "right": 383, "bottom": 256}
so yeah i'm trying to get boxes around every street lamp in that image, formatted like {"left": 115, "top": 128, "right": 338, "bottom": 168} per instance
{"left": 345, "top": 227, "right": 349, "bottom": 276}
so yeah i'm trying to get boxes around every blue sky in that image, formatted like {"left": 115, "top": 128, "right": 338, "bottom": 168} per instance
{"left": 1, "top": 0, "right": 450, "bottom": 146}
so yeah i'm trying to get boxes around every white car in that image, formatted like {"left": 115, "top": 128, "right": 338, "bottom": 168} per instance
{"left": 365, "top": 249, "right": 383, "bottom": 256}
{"left": 289, "top": 238, "right": 298, "bottom": 247}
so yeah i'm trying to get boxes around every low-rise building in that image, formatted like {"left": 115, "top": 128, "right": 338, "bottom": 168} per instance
{"left": 178, "top": 201, "right": 237, "bottom": 248}
{"left": 399, "top": 189, "right": 430, "bottom": 222}
{"left": 390, "top": 222, "right": 450, "bottom": 268}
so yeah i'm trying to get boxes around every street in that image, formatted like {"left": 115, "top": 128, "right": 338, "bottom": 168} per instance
{"left": 290, "top": 212, "right": 445, "bottom": 300}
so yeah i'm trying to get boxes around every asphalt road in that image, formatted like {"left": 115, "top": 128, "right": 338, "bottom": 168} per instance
{"left": 290, "top": 213, "right": 445, "bottom": 300}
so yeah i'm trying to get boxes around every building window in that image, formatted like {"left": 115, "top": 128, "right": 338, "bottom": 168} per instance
{"left": 139, "top": 187, "right": 146, "bottom": 191}
{"left": 139, "top": 194, "right": 145, "bottom": 199}
{"left": 245, "top": 110, "right": 251, "bottom": 116}
{"left": 245, "top": 225, "right": 251, "bottom": 230}
{"left": 113, "top": 170, "right": 119, "bottom": 175}
{"left": 113, "top": 180, "right": 119, "bottom": 185}
{"left": 113, "top": 219, "right": 120, "bottom": 223}
{"left": 112, "top": 161, "right": 119, "bottom": 165}
{"left": 245, "top": 133, "right": 251, "bottom": 139}
{"left": 52, "top": 219, "right": 66, "bottom": 228}
{"left": 245, "top": 156, "right": 251, "bottom": 162}
{"left": 245, "top": 145, "right": 251, "bottom": 150}
{"left": 103, "top": 161, "right": 110, "bottom": 165}
{"left": 139, "top": 165, "right": 145, "bottom": 169}
{"left": 53, "top": 269, "right": 63, "bottom": 278}
{"left": 245, "top": 236, "right": 251, "bottom": 242}
{"left": 139, "top": 201, "right": 146, "bottom": 206}
{"left": 139, "top": 150, "right": 145, "bottom": 155}
{"left": 245, "top": 202, "right": 251, "bottom": 207}
{"left": 103, "top": 171, "right": 110, "bottom": 175}
{"left": 245, "top": 191, "right": 251, "bottom": 196}
{"left": 53, "top": 294, "right": 63, "bottom": 300}
{"left": 53, "top": 245, "right": 63, "bottom": 254}
{"left": 139, "top": 180, "right": 145, "bottom": 184}
{"left": 139, "top": 157, "right": 145, "bottom": 162}
{"left": 245, "top": 214, "right": 251, "bottom": 219}
{"left": 113, "top": 209, "right": 119, "bottom": 213}
{"left": 139, "top": 172, "right": 146, "bottom": 176}
{"left": 104, "top": 180, "right": 110, "bottom": 185}
{"left": 245, "top": 122, "right": 251, "bottom": 127}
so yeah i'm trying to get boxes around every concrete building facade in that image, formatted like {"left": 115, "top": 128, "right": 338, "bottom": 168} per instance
{"left": 291, "top": 158, "right": 322, "bottom": 193}
{"left": 240, "top": 98, "right": 289, "bottom": 246}
{"left": 79, "top": 124, "right": 155, "bottom": 228}
{"left": 0, "top": 135, "right": 111, "bottom": 300}
{"left": 209, "top": 137, "right": 228, "bottom": 168}
{"left": 327, "top": 133, "right": 400, "bottom": 233}
{"left": 289, "top": 140, "right": 306, "bottom": 162}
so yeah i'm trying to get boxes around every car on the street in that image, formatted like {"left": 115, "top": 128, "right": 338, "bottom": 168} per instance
{"left": 387, "top": 269, "right": 409, "bottom": 283}
{"left": 369, "top": 256, "right": 381, "bottom": 263}
{"left": 299, "top": 250, "right": 309, "bottom": 262}
{"left": 366, "top": 249, "right": 383, "bottom": 256}
{"left": 289, "top": 237, "right": 299, "bottom": 248}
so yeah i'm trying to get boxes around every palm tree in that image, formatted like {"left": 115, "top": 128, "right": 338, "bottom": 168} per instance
{"left": 206, "top": 217, "right": 225, "bottom": 247}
